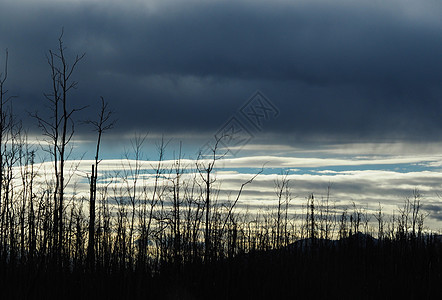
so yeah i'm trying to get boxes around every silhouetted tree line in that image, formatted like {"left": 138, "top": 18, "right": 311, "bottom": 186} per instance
{"left": 0, "top": 34, "right": 440, "bottom": 299}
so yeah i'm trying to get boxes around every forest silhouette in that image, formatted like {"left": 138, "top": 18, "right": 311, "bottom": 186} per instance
{"left": 0, "top": 33, "right": 441, "bottom": 299}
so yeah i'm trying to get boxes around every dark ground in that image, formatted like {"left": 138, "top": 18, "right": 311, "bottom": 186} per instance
{"left": 1, "top": 235, "right": 441, "bottom": 299}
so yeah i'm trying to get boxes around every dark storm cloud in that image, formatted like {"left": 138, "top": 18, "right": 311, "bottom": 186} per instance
{"left": 0, "top": 0, "right": 441, "bottom": 142}
{"left": 424, "top": 204, "right": 442, "bottom": 221}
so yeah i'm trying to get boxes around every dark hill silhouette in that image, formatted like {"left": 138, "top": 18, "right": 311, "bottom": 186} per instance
{"left": 173, "top": 233, "right": 441, "bottom": 299}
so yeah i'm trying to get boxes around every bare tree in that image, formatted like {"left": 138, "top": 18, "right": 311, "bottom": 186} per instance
{"left": 411, "top": 188, "right": 421, "bottom": 238}
{"left": 0, "top": 50, "right": 12, "bottom": 254}
{"left": 0, "top": 50, "right": 9, "bottom": 256}
{"left": 0, "top": 49, "right": 21, "bottom": 261}
{"left": 170, "top": 142, "right": 186, "bottom": 265}
{"left": 32, "top": 30, "right": 86, "bottom": 261}
{"left": 274, "top": 171, "right": 290, "bottom": 248}
{"left": 374, "top": 203, "right": 384, "bottom": 240}
{"left": 196, "top": 135, "right": 227, "bottom": 261}
{"left": 122, "top": 134, "right": 147, "bottom": 263}
{"left": 305, "top": 193, "right": 316, "bottom": 242}
{"left": 137, "top": 137, "right": 168, "bottom": 267}
{"left": 0, "top": 50, "right": 9, "bottom": 215}
{"left": 85, "top": 96, "right": 115, "bottom": 268}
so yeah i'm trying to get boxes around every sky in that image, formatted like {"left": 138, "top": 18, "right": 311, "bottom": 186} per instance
{"left": 1, "top": 0, "right": 442, "bottom": 229}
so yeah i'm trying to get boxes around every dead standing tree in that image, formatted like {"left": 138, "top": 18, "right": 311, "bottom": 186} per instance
{"left": 85, "top": 96, "right": 115, "bottom": 268}
{"left": 274, "top": 171, "right": 290, "bottom": 248}
{"left": 0, "top": 50, "right": 10, "bottom": 255}
{"left": 196, "top": 135, "right": 227, "bottom": 261}
{"left": 0, "top": 49, "right": 18, "bottom": 258}
{"left": 170, "top": 142, "right": 185, "bottom": 265}
{"left": 0, "top": 50, "right": 9, "bottom": 215}
{"left": 33, "top": 31, "right": 85, "bottom": 261}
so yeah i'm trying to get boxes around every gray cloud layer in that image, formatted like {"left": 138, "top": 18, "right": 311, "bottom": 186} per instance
{"left": 1, "top": 0, "right": 441, "bottom": 143}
